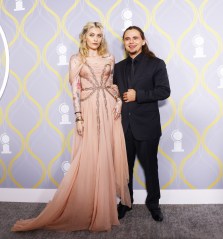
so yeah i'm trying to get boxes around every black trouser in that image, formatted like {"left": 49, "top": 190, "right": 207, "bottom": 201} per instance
{"left": 125, "top": 126, "right": 161, "bottom": 209}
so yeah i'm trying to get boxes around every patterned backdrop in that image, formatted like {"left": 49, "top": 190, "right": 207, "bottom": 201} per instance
{"left": 0, "top": 0, "right": 223, "bottom": 192}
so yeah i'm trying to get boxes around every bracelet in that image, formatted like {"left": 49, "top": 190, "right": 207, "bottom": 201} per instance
{"left": 75, "top": 118, "right": 84, "bottom": 122}
{"left": 75, "top": 111, "right": 81, "bottom": 114}
{"left": 75, "top": 117, "right": 83, "bottom": 122}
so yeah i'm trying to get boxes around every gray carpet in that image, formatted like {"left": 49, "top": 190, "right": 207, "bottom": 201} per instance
{"left": 0, "top": 202, "right": 223, "bottom": 239}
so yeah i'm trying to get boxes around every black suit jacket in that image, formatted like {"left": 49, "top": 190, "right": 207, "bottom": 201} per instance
{"left": 113, "top": 54, "right": 170, "bottom": 140}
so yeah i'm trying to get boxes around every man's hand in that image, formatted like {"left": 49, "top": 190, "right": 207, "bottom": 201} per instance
{"left": 123, "top": 89, "right": 136, "bottom": 102}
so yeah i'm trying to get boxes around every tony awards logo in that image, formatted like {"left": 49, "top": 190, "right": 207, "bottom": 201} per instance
{"left": 192, "top": 35, "right": 206, "bottom": 58}
{"left": 56, "top": 44, "right": 68, "bottom": 66}
{"left": 0, "top": 25, "right": 9, "bottom": 99}
{"left": 14, "top": 0, "right": 25, "bottom": 11}
{"left": 217, "top": 65, "right": 223, "bottom": 89}
{"left": 61, "top": 161, "right": 71, "bottom": 175}
{"left": 121, "top": 8, "right": 133, "bottom": 31}
{"left": 0, "top": 133, "right": 12, "bottom": 154}
{"left": 59, "top": 103, "right": 71, "bottom": 125}
{"left": 171, "top": 130, "right": 184, "bottom": 152}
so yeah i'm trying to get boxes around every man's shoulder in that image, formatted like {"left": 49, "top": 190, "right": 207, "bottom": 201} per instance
{"left": 115, "top": 58, "right": 127, "bottom": 67}
{"left": 114, "top": 55, "right": 165, "bottom": 66}
{"left": 144, "top": 55, "right": 164, "bottom": 64}
{"left": 143, "top": 56, "right": 166, "bottom": 70}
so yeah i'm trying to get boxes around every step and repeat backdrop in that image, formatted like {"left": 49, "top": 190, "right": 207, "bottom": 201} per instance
{"left": 0, "top": 0, "right": 223, "bottom": 193}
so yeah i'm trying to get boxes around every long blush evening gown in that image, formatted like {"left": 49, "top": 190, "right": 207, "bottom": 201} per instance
{"left": 12, "top": 54, "right": 131, "bottom": 232}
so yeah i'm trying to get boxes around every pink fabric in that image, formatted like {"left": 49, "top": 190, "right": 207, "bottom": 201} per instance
{"left": 12, "top": 54, "right": 131, "bottom": 232}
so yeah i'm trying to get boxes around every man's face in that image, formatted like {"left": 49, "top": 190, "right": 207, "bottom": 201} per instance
{"left": 123, "top": 29, "right": 145, "bottom": 58}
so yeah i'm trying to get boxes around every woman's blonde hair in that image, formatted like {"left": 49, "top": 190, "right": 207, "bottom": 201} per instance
{"left": 79, "top": 22, "right": 108, "bottom": 57}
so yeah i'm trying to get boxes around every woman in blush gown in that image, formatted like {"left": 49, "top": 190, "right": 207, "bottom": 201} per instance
{"left": 12, "top": 22, "right": 131, "bottom": 232}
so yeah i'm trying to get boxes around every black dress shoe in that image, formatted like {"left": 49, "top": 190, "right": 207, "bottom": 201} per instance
{"left": 149, "top": 207, "right": 163, "bottom": 222}
{"left": 117, "top": 203, "right": 132, "bottom": 219}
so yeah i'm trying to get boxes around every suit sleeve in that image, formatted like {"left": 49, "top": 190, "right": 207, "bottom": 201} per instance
{"left": 136, "top": 59, "right": 170, "bottom": 103}
{"left": 113, "top": 64, "right": 117, "bottom": 85}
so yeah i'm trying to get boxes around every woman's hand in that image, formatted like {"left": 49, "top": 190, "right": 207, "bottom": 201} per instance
{"left": 76, "top": 120, "right": 84, "bottom": 136}
{"left": 113, "top": 98, "right": 122, "bottom": 120}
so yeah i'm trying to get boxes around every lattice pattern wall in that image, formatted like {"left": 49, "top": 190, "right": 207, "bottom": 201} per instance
{"left": 0, "top": 0, "right": 223, "bottom": 190}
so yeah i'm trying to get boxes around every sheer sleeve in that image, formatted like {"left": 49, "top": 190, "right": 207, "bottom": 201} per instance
{"left": 69, "top": 55, "right": 82, "bottom": 113}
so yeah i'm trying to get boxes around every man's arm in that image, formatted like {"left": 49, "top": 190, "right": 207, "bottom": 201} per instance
{"left": 113, "top": 64, "right": 117, "bottom": 85}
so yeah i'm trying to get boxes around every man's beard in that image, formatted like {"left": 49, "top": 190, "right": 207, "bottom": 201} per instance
{"left": 128, "top": 50, "right": 137, "bottom": 56}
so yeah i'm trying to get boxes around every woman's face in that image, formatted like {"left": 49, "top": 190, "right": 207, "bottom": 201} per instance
{"left": 85, "top": 27, "right": 103, "bottom": 51}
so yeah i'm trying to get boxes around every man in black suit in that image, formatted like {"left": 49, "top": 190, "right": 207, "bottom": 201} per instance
{"left": 114, "top": 26, "right": 170, "bottom": 222}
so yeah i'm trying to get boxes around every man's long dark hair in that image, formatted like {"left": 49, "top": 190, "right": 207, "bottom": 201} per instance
{"left": 123, "top": 26, "right": 156, "bottom": 58}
